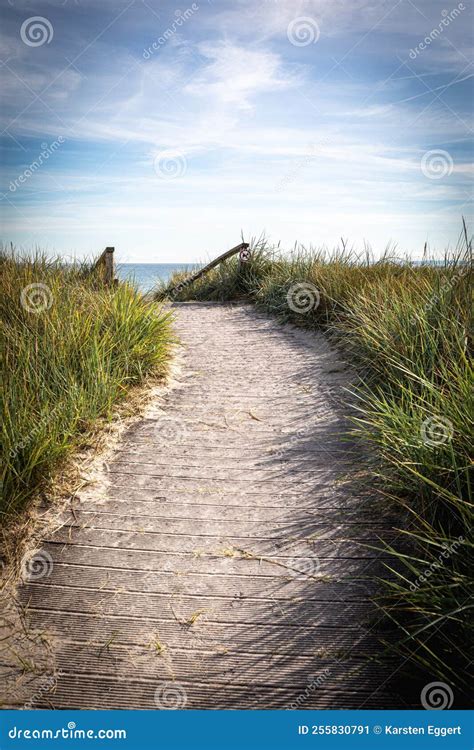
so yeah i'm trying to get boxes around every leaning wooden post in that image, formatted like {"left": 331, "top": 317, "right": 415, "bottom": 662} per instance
{"left": 166, "top": 242, "right": 249, "bottom": 299}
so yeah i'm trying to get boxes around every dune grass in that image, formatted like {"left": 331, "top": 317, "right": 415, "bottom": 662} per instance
{"left": 1, "top": 248, "right": 174, "bottom": 522}
{"left": 159, "top": 230, "right": 473, "bottom": 698}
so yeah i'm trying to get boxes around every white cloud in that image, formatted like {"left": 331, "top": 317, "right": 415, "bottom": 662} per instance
{"left": 183, "top": 42, "right": 295, "bottom": 110}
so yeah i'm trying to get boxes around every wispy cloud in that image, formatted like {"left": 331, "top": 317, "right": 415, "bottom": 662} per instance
{"left": 184, "top": 42, "right": 295, "bottom": 110}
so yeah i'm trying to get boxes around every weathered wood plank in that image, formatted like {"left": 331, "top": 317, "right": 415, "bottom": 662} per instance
{"left": 166, "top": 242, "right": 249, "bottom": 298}
{"left": 19, "top": 585, "right": 376, "bottom": 624}
{"left": 23, "top": 673, "right": 398, "bottom": 710}
{"left": 27, "top": 610, "right": 391, "bottom": 654}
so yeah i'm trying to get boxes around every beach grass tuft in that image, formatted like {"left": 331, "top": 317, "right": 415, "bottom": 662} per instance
{"left": 1, "top": 247, "right": 174, "bottom": 521}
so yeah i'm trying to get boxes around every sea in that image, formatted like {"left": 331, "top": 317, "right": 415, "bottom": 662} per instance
{"left": 116, "top": 259, "right": 446, "bottom": 294}
{"left": 116, "top": 263, "right": 197, "bottom": 294}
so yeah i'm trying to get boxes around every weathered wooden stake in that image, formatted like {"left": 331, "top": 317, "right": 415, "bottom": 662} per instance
{"left": 104, "top": 247, "right": 115, "bottom": 286}
{"left": 93, "top": 246, "right": 115, "bottom": 286}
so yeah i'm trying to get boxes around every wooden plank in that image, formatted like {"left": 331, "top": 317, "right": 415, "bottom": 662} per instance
{"left": 24, "top": 563, "right": 385, "bottom": 598}
{"left": 13, "top": 673, "right": 400, "bottom": 710}
{"left": 42, "top": 532, "right": 392, "bottom": 559}
{"left": 27, "top": 610, "right": 390, "bottom": 654}
{"left": 166, "top": 242, "right": 249, "bottom": 297}
{"left": 44, "top": 643, "right": 395, "bottom": 689}
{"left": 19, "top": 585, "right": 374, "bottom": 625}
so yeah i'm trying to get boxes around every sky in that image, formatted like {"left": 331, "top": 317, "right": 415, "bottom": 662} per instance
{"left": 0, "top": 0, "right": 472, "bottom": 262}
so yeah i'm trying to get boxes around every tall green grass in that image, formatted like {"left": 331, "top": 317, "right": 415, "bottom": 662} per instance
{"left": 1, "top": 249, "right": 173, "bottom": 521}
{"left": 160, "top": 231, "right": 473, "bottom": 698}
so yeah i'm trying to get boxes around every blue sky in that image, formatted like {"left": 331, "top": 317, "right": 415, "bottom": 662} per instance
{"left": 0, "top": 0, "right": 472, "bottom": 262}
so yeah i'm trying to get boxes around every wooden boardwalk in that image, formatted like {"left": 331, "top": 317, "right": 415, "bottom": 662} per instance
{"left": 14, "top": 302, "right": 404, "bottom": 709}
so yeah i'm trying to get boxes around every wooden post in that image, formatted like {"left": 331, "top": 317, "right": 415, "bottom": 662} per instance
{"left": 238, "top": 245, "right": 251, "bottom": 267}
{"left": 104, "top": 247, "right": 114, "bottom": 286}
{"left": 93, "top": 247, "right": 115, "bottom": 286}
